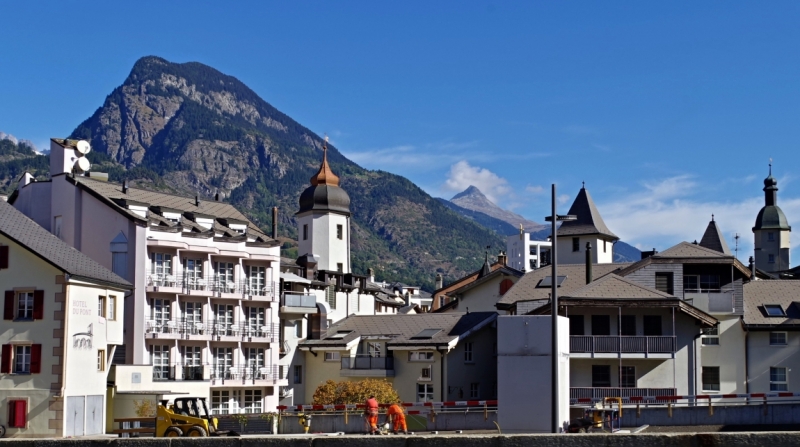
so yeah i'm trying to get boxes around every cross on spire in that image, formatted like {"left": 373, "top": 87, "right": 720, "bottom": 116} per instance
{"left": 769, "top": 158, "right": 773, "bottom": 175}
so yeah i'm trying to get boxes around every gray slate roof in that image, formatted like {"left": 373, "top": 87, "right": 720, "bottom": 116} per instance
{"left": 565, "top": 274, "right": 675, "bottom": 300}
{"left": 496, "top": 263, "right": 631, "bottom": 309}
{"left": 556, "top": 187, "right": 618, "bottom": 240}
{"left": 300, "top": 312, "right": 497, "bottom": 348}
{"left": 68, "top": 176, "right": 273, "bottom": 241}
{"left": 653, "top": 242, "right": 731, "bottom": 259}
{"left": 699, "top": 220, "right": 731, "bottom": 255}
{"left": 743, "top": 280, "right": 800, "bottom": 326}
{"left": 0, "top": 200, "right": 132, "bottom": 289}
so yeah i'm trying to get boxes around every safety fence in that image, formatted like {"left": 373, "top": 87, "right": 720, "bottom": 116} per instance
{"left": 570, "top": 391, "right": 800, "bottom": 405}
{"left": 277, "top": 400, "right": 497, "bottom": 415}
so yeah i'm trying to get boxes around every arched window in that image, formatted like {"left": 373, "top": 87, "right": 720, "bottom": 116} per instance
{"left": 499, "top": 279, "right": 514, "bottom": 295}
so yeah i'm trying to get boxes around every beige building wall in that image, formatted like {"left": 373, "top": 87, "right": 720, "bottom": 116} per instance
{"left": 699, "top": 316, "right": 747, "bottom": 394}
{"left": 0, "top": 234, "right": 125, "bottom": 437}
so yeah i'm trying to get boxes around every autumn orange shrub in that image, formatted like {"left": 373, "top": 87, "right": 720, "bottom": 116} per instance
{"left": 312, "top": 379, "right": 400, "bottom": 405}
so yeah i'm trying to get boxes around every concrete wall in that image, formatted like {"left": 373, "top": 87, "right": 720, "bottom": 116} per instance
{"left": 620, "top": 402, "right": 800, "bottom": 428}
{"left": 445, "top": 324, "right": 497, "bottom": 401}
{"left": 296, "top": 212, "right": 350, "bottom": 274}
{"left": 748, "top": 330, "right": 800, "bottom": 393}
{"left": 699, "top": 316, "right": 746, "bottom": 394}
{"left": 557, "top": 236, "right": 613, "bottom": 265}
{"left": 452, "top": 275, "right": 516, "bottom": 314}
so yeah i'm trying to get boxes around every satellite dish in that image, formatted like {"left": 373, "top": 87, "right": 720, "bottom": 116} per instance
{"left": 76, "top": 140, "right": 91, "bottom": 155}
{"left": 74, "top": 157, "right": 91, "bottom": 173}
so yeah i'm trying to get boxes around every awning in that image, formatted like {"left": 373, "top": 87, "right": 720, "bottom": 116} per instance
{"left": 281, "top": 272, "right": 311, "bottom": 284}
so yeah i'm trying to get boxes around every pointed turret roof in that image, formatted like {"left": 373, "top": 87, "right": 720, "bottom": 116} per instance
{"left": 699, "top": 217, "right": 731, "bottom": 255}
{"left": 310, "top": 139, "right": 340, "bottom": 186}
{"left": 557, "top": 185, "right": 618, "bottom": 240}
{"left": 754, "top": 163, "right": 791, "bottom": 232}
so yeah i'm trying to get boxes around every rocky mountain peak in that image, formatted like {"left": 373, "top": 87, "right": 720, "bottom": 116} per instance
{"left": 451, "top": 185, "right": 486, "bottom": 201}
{"left": 450, "top": 186, "right": 544, "bottom": 233}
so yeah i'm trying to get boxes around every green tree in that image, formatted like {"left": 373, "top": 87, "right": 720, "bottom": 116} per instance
{"left": 312, "top": 379, "right": 400, "bottom": 405}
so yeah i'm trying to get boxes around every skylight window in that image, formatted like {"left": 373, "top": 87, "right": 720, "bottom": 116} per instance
{"left": 764, "top": 305, "right": 786, "bottom": 317}
{"left": 411, "top": 329, "right": 442, "bottom": 339}
{"left": 537, "top": 276, "right": 566, "bottom": 288}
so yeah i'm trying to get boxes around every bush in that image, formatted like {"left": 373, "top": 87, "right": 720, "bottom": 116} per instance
{"left": 312, "top": 379, "right": 400, "bottom": 405}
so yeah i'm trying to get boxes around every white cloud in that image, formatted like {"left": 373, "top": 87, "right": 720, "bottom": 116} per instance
{"left": 558, "top": 194, "right": 570, "bottom": 205}
{"left": 443, "top": 161, "right": 511, "bottom": 204}
{"left": 525, "top": 185, "right": 544, "bottom": 194}
{"left": 599, "top": 175, "right": 800, "bottom": 261}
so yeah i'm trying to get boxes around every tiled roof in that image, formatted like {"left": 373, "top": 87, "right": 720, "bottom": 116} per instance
{"left": 654, "top": 242, "right": 731, "bottom": 259}
{"left": 743, "top": 280, "right": 800, "bottom": 326}
{"left": 556, "top": 187, "right": 618, "bottom": 239}
{"left": 300, "top": 312, "right": 497, "bottom": 348}
{"left": 565, "top": 274, "right": 675, "bottom": 300}
{"left": 0, "top": 200, "right": 131, "bottom": 289}
{"left": 68, "top": 176, "right": 272, "bottom": 241}
{"left": 699, "top": 220, "right": 732, "bottom": 255}
{"left": 497, "top": 263, "right": 631, "bottom": 308}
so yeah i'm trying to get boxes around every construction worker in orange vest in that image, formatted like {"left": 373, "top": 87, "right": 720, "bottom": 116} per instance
{"left": 365, "top": 395, "right": 379, "bottom": 435}
{"left": 386, "top": 403, "right": 408, "bottom": 434}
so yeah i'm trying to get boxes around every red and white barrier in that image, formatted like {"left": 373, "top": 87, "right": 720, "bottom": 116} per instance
{"left": 276, "top": 400, "right": 498, "bottom": 412}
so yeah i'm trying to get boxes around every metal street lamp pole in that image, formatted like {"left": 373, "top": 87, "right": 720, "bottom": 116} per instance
{"left": 545, "top": 184, "right": 576, "bottom": 433}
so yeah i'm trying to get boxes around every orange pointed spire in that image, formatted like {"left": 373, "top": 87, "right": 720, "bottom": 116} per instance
{"left": 310, "top": 136, "right": 340, "bottom": 186}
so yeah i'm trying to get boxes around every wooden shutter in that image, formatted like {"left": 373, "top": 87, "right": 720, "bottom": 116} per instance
{"left": 0, "top": 245, "right": 8, "bottom": 269}
{"left": 30, "top": 344, "right": 41, "bottom": 374}
{"left": 33, "top": 290, "right": 44, "bottom": 320}
{"left": 0, "top": 344, "right": 11, "bottom": 373}
{"left": 9, "top": 400, "right": 27, "bottom": 428}
{"left": 3, "top": 291, "right": 13, "bottom": 320}
{"left": 499, "top": 279, "right": 513, "bottom": 295}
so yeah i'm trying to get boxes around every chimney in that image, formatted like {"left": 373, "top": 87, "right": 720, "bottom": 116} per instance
{"left": 368, "top": 268, "right": 375, "bottom": 283}
{"left": 749, "top": 256, "right": 757, "bottom": 279}
{"left": 640, "top": 248, "right": 658, "bottom": 260}
{"left": 272, "top": 207, "right": 279, "bottom": 240}
{"left": 195, "top": 195, "right": 200, "bottom": 207}
{"left": 122, "top": 180, "right": 129, "bottom": 194}
{"left": 585, "top": 242, "right": 593, "bottom": 284}
{"left": 435, "top": 273, "right": 443, "bottom": 290}
{"left": 498, "top": 250, "right": 507, "bottom": 267}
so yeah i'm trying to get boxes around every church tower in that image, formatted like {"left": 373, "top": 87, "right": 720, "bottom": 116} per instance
{"left": 753, "top": 163, "right": 791, "bottom": 273}
{"left": 296, "top": 138, "right": 351, "bottom": 273}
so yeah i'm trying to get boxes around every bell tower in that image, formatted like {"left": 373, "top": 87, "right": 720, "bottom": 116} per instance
{"left": 753, "top": 162, "right": 791, "bottom": 273}
{"left": 295, "top": 137, "right": 351, "bottom": 273}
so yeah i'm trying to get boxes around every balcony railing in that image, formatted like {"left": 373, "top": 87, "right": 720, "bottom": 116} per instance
{"left": 282, "top": 293, "right": 317, "bottom": 308}
{"left": 570, "top": 387, "right": 677, "bottom": 400}
{"left": 145, "top": 320, "right": 279, "bottom": 341}
{"left": 152, "top": 364, "right": 286, "bottom": 384}
{"left": 341, "top": 355, "right": 395, "bottom": 371}
{"left": 570, "top": 336, "right": 676, "bottom": 354}
{"left": 211, "top": 365, "right": 285, "bottom": 385}
{"left": 684, "top": 289, "right": 735, "bottom": 314}
{"left": 145, "top": 271, "right": 275, "bottom": 299}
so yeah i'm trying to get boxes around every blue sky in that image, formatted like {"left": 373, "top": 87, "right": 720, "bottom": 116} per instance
{"left": 2, "top": 1, "right": 800, "bottom": 261}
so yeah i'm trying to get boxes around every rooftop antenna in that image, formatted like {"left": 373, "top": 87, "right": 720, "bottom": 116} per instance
{"left": 769, "top": 157, "right": 773, "bottom": 175}
{"left": 735, "top": 233, "right": 740, "bottom": 258}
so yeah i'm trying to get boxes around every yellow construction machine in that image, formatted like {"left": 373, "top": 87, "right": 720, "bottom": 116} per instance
{"left": 155, "top": 397, "right": 239, "bottom": 437}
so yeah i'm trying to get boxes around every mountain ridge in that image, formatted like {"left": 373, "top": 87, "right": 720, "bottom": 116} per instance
{"left": 65, "top": 56, "right": 506, "bottom": 290}
{"left": 449, "top": 185, "right": 546, "bottom": 233}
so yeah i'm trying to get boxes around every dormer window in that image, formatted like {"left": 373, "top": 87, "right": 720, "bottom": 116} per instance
{"left": 764, "top": 304, "right": 786, "bottom": 317}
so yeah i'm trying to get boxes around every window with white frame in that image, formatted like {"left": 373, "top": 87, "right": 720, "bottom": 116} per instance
{"left": 213, "top": 347, "right": 233, "bottom": 378}
{"left": 702, "top": 325, "right": 720, "bottom": 345}
{"left": 214, "top": 262, "right": 234, "bottom": 290}
{"left": 151, "top": 253, "right": 172, "bottom": 276}
{"left": 16, "top": 292, "right": 33, "bottom": 320}
{"left": 14, "top": 345, "right": 31, "bottom": 373}
{"left": 771, "top": 367, "right": 788, "bottom": 391}
{"left": 464, "top": 342, "right": 474, "bottom": 363}
{"left": 108, "top": 296, "right": 116, "bottom": 320}
{"left": 244, "top": 389, "right": 262, "bottom": 414}
{"left": 211, "top": 390, "right": 229, "bottom": 415}
{"left": 151, "top": 345, "right": 170, "bottom": 380}
{"left": 98, "top": 296, "right": 106, "bottom": 318}
{"left": 185, "top": 258, "right": 204, "bottom": 286}
{"left": 183, "top": 302, "right": 203, "bottom": 328}
{"left": 152, "top": 299, "right": 170, "bottom": 326}
{"left": 417, "top": 383, "right": 434, "bottom": 402}
{"left": 770, "top": 332, "right": 788, "bottom": 346}
{"left": 367, "top": 342, "right": 382, "bottom": 358}
{"left": 324, "top": 352, "right": 341, "bottom": 362}
{"left": 246, "top": 348, "right": 265, "bottom": 370}
{"left": 246, "top": 307, "right": 265, "bottom": 334}
{"left": 326, "top": 286, "right": 336, "bottom": 310}
{"left": 247, "top": 265, "right": 266, "bottom": 294}
{"left": 181, "top": 346, "right": 202, "bottom": 366}
{"left": 470, "top": 383, "right": 479, "bottom": 399}
{"left": 409, "top": 351, "right": 434, "bottom": 361}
